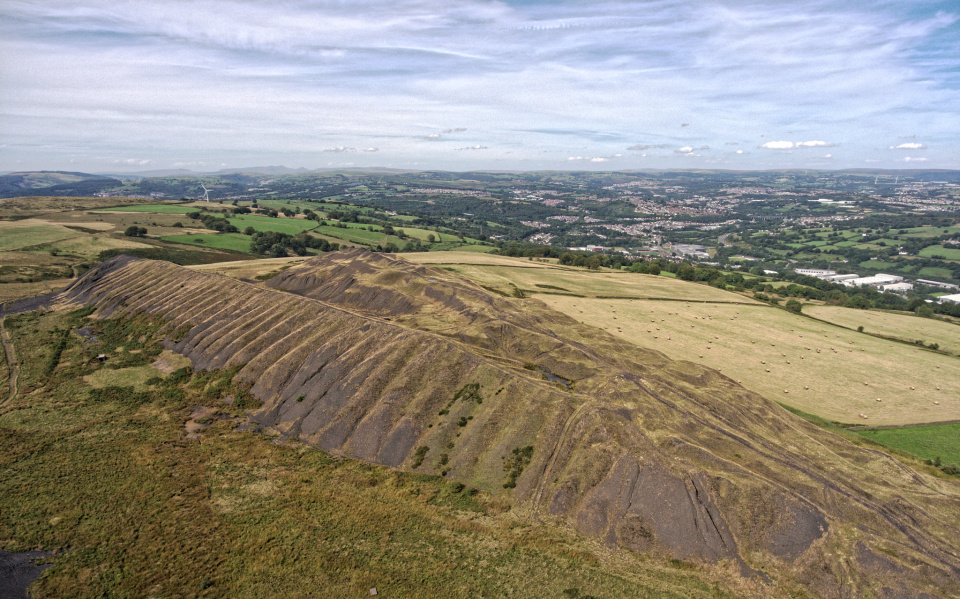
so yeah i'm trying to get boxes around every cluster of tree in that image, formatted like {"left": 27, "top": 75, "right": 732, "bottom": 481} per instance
{"left": 186, "top": 211, "right": 239, "bottom": 233}
{"left": 249, "top": 231, "right": 338, "bottom": 257}
{"left": 123, "top": 226, "right": 148, "bottom": 237}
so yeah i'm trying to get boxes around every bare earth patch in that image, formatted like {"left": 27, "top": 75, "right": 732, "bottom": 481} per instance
{"left": 151, "top": 350, "right": 191, "bottom": 374}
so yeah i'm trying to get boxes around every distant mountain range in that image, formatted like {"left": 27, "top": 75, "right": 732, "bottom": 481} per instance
{"left": 0, "top": 170, "right": 119, "bottom": 197}
{"left": 104, "top": 166, "right": 315, "bottom": 179}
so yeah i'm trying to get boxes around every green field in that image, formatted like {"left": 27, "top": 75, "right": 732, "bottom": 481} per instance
{"left": 312, "top": 224, "right": 404, "bottom": 246}
{"left": 859, "top": 260, "right": 899, "bottom": 269}
{"left": 226, "top": 214, "right": 318, "bottom": 235}
{"left": 857, "top": 424, "right": 960, "bottom": 466}
{"left": 920, "top": 245, "right": 960, "bottom": 260}
{"left": 900, "top": 226, "right": 960, "bottom": 238}
{"left": 919, "top": 266, "right": 954, "bottom": 278}
{"left": 161, "top": 233, "right": 252, "bottom": 253}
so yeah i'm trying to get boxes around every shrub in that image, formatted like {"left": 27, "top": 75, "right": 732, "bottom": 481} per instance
{"left": 124, "top": 226, "right": 148, "bottom": 237}
{"left": 411, "top": 446, "right": 429, "bottom": 469}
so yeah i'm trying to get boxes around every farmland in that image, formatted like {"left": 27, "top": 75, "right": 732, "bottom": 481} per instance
{"left": 806, "top": 305, "right": 960, "bottom": 355}
{"left": 857, "top": 423, "right": 960, "bottom": 466}
{"left": 406, "top": 253, "right": 959, "bottom": 427}
{"left": 407, "top": 253, "right": 757, "bottom": 303}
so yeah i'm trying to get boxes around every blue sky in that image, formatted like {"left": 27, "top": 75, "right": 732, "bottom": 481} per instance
{"left": 1, "top": 0, "right": 958, "bottom": 172}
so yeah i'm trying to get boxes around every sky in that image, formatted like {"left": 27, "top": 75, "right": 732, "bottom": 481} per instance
{"left": 1, "top": 0, "right": 959, "bottom": 173}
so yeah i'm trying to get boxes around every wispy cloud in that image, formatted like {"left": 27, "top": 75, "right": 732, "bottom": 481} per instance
{"left": 760, "top": 140, "right": 834, "bottom": 150}
{"left": 0, "top": 0, "right": 957, "bottom": 170}
{"left": 889, "top": 142, "right": 925, "bottom": 150}
{"left": 323, "top": 147, "right": 355, "bottom": 153}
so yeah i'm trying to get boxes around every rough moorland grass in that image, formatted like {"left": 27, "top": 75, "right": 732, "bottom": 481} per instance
{"left": 83, "top": 364, "right": 166, "bottom": 391}
{"left": 805, "top": 305, "right": 960, "bottom": 355}
{"left": 100, "top": 204, "right": 197, "bottom": 214}
{"left": 0, "top": 307, "right": 746, "bottom": 599}
{"left": 856, "top": 424, "right": 960, "bottom": 467}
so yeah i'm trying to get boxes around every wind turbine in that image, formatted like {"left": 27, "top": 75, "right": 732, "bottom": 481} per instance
{"left": 200, "top": 183, "right": 210, "bottom": 202}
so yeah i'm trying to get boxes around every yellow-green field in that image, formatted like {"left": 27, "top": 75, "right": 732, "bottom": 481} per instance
{"left": 402, "top": 253, "right": 958, "bottom": 427}
{"left": 0, "top": 219, "right": 84, "bottom": 251}
{"left": 806, "top": 305, "right": 960, "bottom": 355}
{"left": 538, "top": 296, "right": 958, "bottom": 426}
{"left": 407, "top": 254, "right": 756, "bottom": 303}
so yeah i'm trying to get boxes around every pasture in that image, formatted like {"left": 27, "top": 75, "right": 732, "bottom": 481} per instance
{"left": 406, "top": 252, "right": 958, "bottom": 427}
{"left": 806, "top": 305, "right": 960, "bottom": 355}
{"left": 919, "top": 245, "right": 960, "bottom": 259}
{"left": 408, "top": 258, "right": 757, "bottom": 303}
{"left": 226, "top": 214, "right": 318, "bottom": 235}
{"left": 856, "top": 423, "right": 960, "bottom": 466}
{"left": 0, "top": 219, "right": 82, "bottom": 251}
{"left": 537, "top": 295, "right": 959, "bottom": 426}
{"left": 160, "top": 233, "right": 252, "bottom": 253}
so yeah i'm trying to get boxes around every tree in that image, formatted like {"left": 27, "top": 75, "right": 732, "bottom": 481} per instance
{"left": 646, "top": 263, "right": 661, "bottom": 275}
{"left": 785, "top": 299, "right": 802, "bottom": 314}
{"left": 243, "top": 226, "right": 256, "bottom": 236}
{"left": 124, "top": 226, "right": 147, "bottom": 237}
{"left": 427, "top": 233, "right": 436, "bottom": 243}
{"left": 677, "top": 263, "right": 696, "bottom": 281}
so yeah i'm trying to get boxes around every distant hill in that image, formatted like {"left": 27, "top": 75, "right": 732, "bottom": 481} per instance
{"left": 104, "top": 166, "right": 314, "bottom": 179}
{"left": 0, "top": 171, "right": 120, "bottom": 198}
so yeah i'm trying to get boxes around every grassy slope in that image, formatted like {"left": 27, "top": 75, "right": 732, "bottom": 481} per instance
{"left": 805, "top": 305, "right": 960, "bottom": 355}
{"left": 0, "top": 219, "right": 84, "bottom": 251}
{"left": 403, "top": 253, "right": 959, "bottom": 427}
{"left": 0, "top": 307, "right": 742, "bottom": 599}
{"left": 856, "top": 424, "right": 960, "bottom": 466}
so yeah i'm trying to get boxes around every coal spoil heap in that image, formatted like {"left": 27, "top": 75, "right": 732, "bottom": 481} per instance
{"left": 54, "top": 250, "right": 960, "bottom": 598}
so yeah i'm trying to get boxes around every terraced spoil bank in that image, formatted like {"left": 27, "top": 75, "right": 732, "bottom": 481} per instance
{"left": 47, "top": 249, "right": 960, "bottom": 596}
